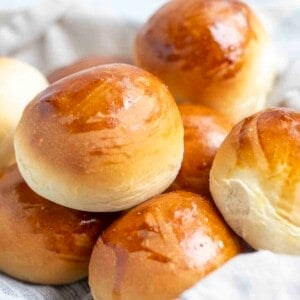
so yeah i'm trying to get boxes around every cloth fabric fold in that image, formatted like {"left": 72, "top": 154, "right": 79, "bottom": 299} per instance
{"left": 0, "top": 0, "right": 138, "bottom": 72}
{"left": 181, "top": 251, "right": 300, "bottom": 300}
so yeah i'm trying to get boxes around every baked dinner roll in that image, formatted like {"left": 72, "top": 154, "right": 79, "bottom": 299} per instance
{"left": 0, "top": 164, "right": 116, "bottom": 285}
{"left": 210, "top": 108, "right": 300, "bottom": 255}
{"left": 89, "top": 191, "right": 242, "bottom": 300}
{"left": 169, "top": 105, "right": 232, "bottom": 195}
{"left": 0, "top": 57, "right": 48, "bottom": 172}
{"left": 135, "top": 0, "right": 275, "bottom": 123}
{"left": 15, "top": 64, "right": 184, "bottom": 212}
{"left": 47, "top": 56, "right": 131, "bottom": 83}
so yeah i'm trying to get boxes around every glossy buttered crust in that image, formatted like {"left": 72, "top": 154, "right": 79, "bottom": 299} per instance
{"left": 89, "top": 191, "right": 242, "bottom": 300}
{"left": 0, "top": 165, "right": 115, "bottom": 284}
{"left": 47, "top": 56, "right": 132, "bottom": 83}
{"left": 210, "top": 108, "right": 300, "bottom": 254}
{"left": 15, "top": 64, "right": 184, "bottom": 212}
{"left": 0, "top": 57, "right": 48, "bottom": 172}
{"left": 135, "top": 0, "right": 275, "bottom": 123}
{"left": 169, "top": 105, "right": 232, "bottom": 196}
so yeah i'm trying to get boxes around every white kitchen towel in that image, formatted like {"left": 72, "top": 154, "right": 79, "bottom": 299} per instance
{"left": 0, "top": 0, "right": 138, "bottom": 73}
{"left": 0, "top": 276, "right": 91, "bottom": 300}
{"left": 0, "top": 0, "right": 300, "bottom": 299}
{"left": 181, "top": 251, "right": 300, "bottom": 300}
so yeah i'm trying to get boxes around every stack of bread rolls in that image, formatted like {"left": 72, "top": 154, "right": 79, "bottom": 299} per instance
{"left": 2, "top": 0, "right": 295, "bottom": 299}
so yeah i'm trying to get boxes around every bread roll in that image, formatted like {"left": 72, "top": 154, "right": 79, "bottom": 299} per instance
{"left": 47, "top": 56, "right": 131, "bottom": 83}
{"left": 169, "top": 105, "right": 231, "bottom": 195}
{"left": 15, "top": 64, "right": 184, "bottom": 212}
{"left": 210, "top": 108, "right": 300, "bottom": 255}
{"left": 0, "top": 57, "right": 48, "bottom": 172}
{"left": 135, "top": 0, "right": 275, "bottom": 123}
{"left": 89, "top": 191, "right": 242, "bottom": 300}
{"left": 0, "top": 164, "right": 116, "bottom": 285}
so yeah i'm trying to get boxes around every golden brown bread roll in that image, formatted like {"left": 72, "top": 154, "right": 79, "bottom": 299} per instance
{"left": 89, "top": 191, "right": 242, "bottom": 300}
{"left": 14, "top": 64, "right": 184, "bottom": 212}
{"left": 135, "top": 0, "right": 276, "bottom": 123}
{"left": 210, "top": 108, "right": 300, "bottom": 255}
{"left": 169, "top": 105, "right": 232, "bottom": 195}
{"left": 0, "top": 57, "right": 48, "bottom": 173}
{"left": 0, "top": 164, "right": 116, "bottom": 284}
{"left": 47, "top": 56, "right": 131, "bottom": 83}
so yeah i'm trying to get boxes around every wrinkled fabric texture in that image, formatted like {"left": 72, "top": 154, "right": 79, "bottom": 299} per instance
{"left": 0, "top": 276, "right": 91, "bottom": 300}
{"left": 181, "top": 251, "right": 300, "bottom": 300}
{"left": 0, "top": 0, "right": 300, "bottom": 299}
{"left": 0, "top": 0, "right": 138, "bottom": 73}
